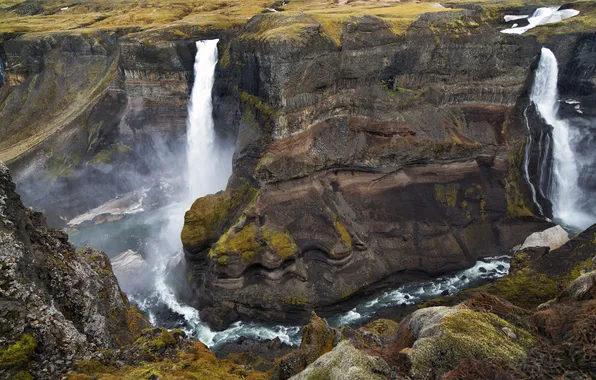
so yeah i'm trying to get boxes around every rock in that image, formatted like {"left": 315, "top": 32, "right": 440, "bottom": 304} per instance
{"left": 183, "top": 11, "right": 554, "bottom": 328}
{"left": 289, "top": 341, "right": 393, "bottom": 380}
{"left": 110, "top": 250, "right": 150, "bottom": 292}
{"left": 563, "top": 270, "right": 596, "bottom": 301}
{"left": 478, "top": 267, "right": 487, "bottom": 273}
{"left": 517, "top": 225, "right": 569, "bottom": 252}
{"left": 502, "top": 327, "right": 517, "bottom": 340}
{"left": 274, "top": 313, "right": 341, "bottom": 380}
{"left": 389, "top": 306, "right": 534, "bottom": 378}
{"left": 0, "top": 162, "right": 150, "bottom": 379}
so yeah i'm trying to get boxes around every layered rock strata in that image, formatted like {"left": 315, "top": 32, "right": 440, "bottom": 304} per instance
{"left": 182, "top": 11, "right": 555, "bottom": 328}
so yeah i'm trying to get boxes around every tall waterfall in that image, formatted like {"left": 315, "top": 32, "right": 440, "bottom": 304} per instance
{"left": 186, "top": 39, "right": 233, "bottom": 200}
{"left": 531, "top": 48, "right": 595, "bottom": 231}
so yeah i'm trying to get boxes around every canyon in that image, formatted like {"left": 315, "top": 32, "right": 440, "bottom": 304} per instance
{"left": 1, "top": 0, "right": 596, "bottom": 378}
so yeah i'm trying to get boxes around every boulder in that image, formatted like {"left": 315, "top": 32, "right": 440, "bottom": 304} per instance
{"left": 517, "top": 225, "right": 569, "bottom": 252}
{"left": 390, "top": 306, "right": 534, "bottom": 379}
{"left": 274, "top": 313, "right": 341, "bottom": 380}
{"left": 563, "top": 269, "right": 596, "bottom": 301}
{"left": 290, "top": 341, "right": 393, "bottom": 380}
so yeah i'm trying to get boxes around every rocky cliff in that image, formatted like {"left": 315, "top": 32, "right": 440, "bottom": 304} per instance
{"left": 0, "top": 29, "right": 209, "bottom": 224}
{"left": 0, "top": 161, "right": 150, "bottom": 379}
{"left": 180, "top": 8, "right": 570, "bottom": 329}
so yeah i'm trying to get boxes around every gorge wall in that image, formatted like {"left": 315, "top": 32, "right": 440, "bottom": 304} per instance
{"left": 180, "top": 10, "right": 570, "bottom": 329}
{"left": 0, "top": 29, "right": 209, "bottom": 224}
{"left": 2, "top": 2, "right": 595, "bottom": 330}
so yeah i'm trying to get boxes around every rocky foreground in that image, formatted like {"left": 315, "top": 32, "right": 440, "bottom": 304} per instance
{"left": 1, "top": 160, "right": 595, "bottom": 378}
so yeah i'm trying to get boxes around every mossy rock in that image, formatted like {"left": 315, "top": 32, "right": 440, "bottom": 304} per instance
{"left": 68, "top": 341, "right": 268, "bottom": 380}
{"left": 0, "top": 334, "right": 37, "bottom": 370}
{"left": 181, "top": 184, "right": 257, "bottom": 252}
{"left": 210, "top": 221, "right": 299, "bottom": 264}
{"left": 487, "top": 225, "right": 596, "bottom": 309}
{"left": 410, "top": 309, "right": 534, "bottom": 378}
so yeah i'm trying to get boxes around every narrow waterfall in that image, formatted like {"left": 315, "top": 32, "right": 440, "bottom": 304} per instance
{"left": 150, "top": 39, "right": 233, "bottom": 345}
{"left": 530, "top": 48, "right": 595, "bottom": 231}
{"left": 186, "top": 39, "right": 233, "bottom": 200}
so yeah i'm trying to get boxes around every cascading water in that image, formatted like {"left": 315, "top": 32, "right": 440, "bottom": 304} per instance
{"left": 530, "top": 48, "right": 596, "bottom": 231}
{"left": 186, "top": 39, "right": 233, "bottom": 200}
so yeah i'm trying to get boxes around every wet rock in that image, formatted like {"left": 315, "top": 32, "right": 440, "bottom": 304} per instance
{"left": 478, "top": 267, "right": 487, "bottom": 273}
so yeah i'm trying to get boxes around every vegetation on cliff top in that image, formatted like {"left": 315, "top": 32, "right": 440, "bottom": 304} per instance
{"left": 0, "top": 0, "right": 455, "bottom": 37}
{"left": 2, "top": 0, "right": 589, "bottom": 41}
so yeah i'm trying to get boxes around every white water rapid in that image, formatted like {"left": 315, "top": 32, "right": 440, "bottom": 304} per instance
{"left": 530, "top": 48, "right": 595, "bottom": 231}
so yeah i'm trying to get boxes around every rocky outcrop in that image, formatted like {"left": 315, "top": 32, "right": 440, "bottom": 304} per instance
{"left": 389, "top": 306, "right": 534, "bottom": 379}
{"left": 289, "top": 340, "right": 393, "bottom": 380}
{"left": 183, "top": 9, "right": 554, "bottom": 328}
{"left": 516, "top": 225, "right": 569, "bottom": 251}
{"left": 0, "top": 162, "right": 150, "bottom": 379}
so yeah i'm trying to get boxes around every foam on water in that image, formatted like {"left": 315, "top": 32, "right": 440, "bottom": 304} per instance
{"left": 328, "top": 257, "right": 510, "bottom": 327}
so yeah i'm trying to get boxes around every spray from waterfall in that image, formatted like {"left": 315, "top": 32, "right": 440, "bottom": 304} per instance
{"left": 530, "top": 48, "right": 595, "bottom": 231}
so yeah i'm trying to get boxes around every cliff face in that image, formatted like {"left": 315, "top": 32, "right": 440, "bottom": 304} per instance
{"left": 181, "top": 11, "right": 557, "bottom": 329}
{"left": 0, "top": 162, "right": 149, "bottom": 378}
{"left": 0, "top": 31, "right": 203, "bottom": 224}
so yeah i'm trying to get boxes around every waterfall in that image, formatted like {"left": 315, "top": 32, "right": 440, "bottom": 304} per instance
{"left": 149, "top": 39, "right": 234, "bottom": 345}
{"left": 186, "top": 39, "right": 233, "bottom": 200}
{"left": 530, "top": 48, "right": 595, "bottom": 231}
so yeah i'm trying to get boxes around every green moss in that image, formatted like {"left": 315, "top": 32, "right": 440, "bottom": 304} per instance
{"left": 333, "top": 218, "right": 352, "bottom": 248}
{"left": 181, "top": 184, "right": 257, "bottom": 250}
{"left": 147, "top": 328, "right": 177, "bottom": 351}
{"left": 11, "top": 371, "right": 34, "bottom": 380}
{"left": 505, "top": 148, "right": 535, "bottom": 218}
{"left": 434, "top": 183, "right": 460, "bottom": 208}
{"left": 493, "top": 265, "right": 559, "bottom": 309}
{"left": 0, "top": 334, "right": 37, "bottom": 370}
{"left": 285, "top": 294, "right": 308, "bottom": 305}
{"left": 411, "top": 309, "right": 534, "bottom": 378}
{"left": 262, "top": 226, "right": 299, "bottom": 260}
{"left": 211, "top": 223, "right": 262, "bottom": 263}
{"left": 73, "top": 359, "right": 115, "bottom": 375}
{"left": 87, "top": 142, "right": 133, "bottom": 166}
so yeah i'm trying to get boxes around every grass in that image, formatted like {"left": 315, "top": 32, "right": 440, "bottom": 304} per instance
{"left": 2, "top": 0, "right": 591, "bottom": 43}
{"left": 0, "top": 0, "right": 457, "bottom": 38}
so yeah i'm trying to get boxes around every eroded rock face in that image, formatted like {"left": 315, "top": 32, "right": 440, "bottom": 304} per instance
{"left": 183, "top": 12, "right": 552, "bottom": 328}
{"left": 0, "top": 31, "right": 204, "bottom": 224}
{"left": 0, "top": 162, "right": 149, "bottom": 379}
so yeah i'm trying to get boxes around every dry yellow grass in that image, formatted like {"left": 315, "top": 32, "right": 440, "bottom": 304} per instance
{"left": 0, "top": 0, "right": 459, "bottom": 37}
